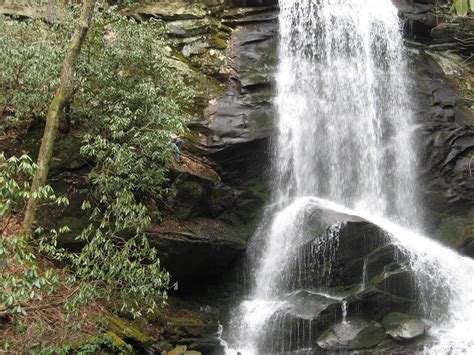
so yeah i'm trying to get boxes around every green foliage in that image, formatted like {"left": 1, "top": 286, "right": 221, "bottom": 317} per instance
{"left": 76, "top": 10, "right": 192, "bottom": 207}
{"left": 0, "top": 17, "right": 67, "bottom": 129}
{"left": 35, "top": 333, "right": 132, "bottom": 355}
{"left": 65, "top": 9, "right": 188, "bottom": 317}
{"left": 451, "top": 0, "right": 474, "bottom": 16}
{"left": 1, "top": 7, "right": 191, "bottom": 319}
{"left": 0, "top": 154, "right": 63, "bottom": 315}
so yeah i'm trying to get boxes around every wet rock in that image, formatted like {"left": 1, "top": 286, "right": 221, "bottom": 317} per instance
{"left": 382, "top": 312, "right": 427, "bottom": 341}
{"left": 393, "top": 0, "right": 438, "bottom": 41}
{"left": 431, "top": 22, "right": 461, "bottom": 44}
{"left": 151, "top": 340, "right": 174, "bottom": 353}
{"left": 210, "top": 181, "right": 263, "bottom": 225}
{"left": 287, "top": 208, "right": 402, "bottom": 291}
{"left": 189, "top": 8, "right": 277, "bottom": 188}
{"left": 222, "top": 6, "right": 278, "bottom": 20}
{"left": 168, "top": 158, "right": 265, "bottom": 224}
{"left": 228, "top": 0, "right": 278, "bottom": 7}
{"left": 365, "top": 244, "right": 409, "bottom": 282}
{"left": 348, "top": 262, "right": 417, "bottom": 321}
{"left": 179, "top": 337, "right": 225, "bottom": 354}
{"left": 316, "top": 319, "right": 387, "bottom": 351}
{"left": 408, "top": 49, "right": 474, "bottom": 253}
{"left": 173, "top": 179, "right": 207, "bottom": 220}
{"left": 260, "top": 290, "right": 343, "bottom": 352}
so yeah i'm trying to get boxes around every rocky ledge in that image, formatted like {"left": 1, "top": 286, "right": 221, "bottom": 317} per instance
{"left": 250, "top": 204, "right": 429, "bottom": 354}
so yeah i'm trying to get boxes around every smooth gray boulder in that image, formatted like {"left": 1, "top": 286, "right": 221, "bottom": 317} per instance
{"left": 382, "top": 312, "right": 428, "bottom": 342}
{"left": 316, "top": 319, "right": 387, "bottom": 351}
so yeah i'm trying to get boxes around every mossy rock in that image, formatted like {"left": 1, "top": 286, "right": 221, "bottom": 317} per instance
{"left": 347, "top": 263, "right": 417, "bottom": 320}
{"left": 381, "top": 312, "right": 427, "bottom": 342}
{"left": 105, "top": 331, "right": 129, "bottom": 348}
{"left": 434, "top": 214, "right": 474, "bottom": 257}
{"left": 316, "top": 320, "right": 386, "bottom": 350}
{"left": 103, "top": 312, "right": 152, "bottom": 345}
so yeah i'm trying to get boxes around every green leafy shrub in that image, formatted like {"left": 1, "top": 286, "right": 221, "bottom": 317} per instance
{"left": 0, "top": 154, "right": 65, "bottom": 315}
{"left": 1, "top": 7, "right": 193, "bottom": 319}
{"left": 0, "top": 17, "right": 67, "bottom": 129}
{"left": 451, "top": 0, "right": 474, "bottom": 16}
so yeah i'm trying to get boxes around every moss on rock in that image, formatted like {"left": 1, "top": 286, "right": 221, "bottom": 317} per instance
{"left": 103, "top": 311, "right": 153, "bottom": 345}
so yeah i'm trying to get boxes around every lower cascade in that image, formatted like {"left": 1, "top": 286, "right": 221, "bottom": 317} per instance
{"left": 224, "top": 0, "right": 474, "bottom": 354}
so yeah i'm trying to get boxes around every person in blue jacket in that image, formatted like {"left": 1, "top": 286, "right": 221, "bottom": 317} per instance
{"left": 170, "top": 131, "right": 184, "bottom": 163}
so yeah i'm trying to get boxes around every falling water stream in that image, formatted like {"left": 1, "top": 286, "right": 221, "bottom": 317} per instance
{"left": 225, "top": 0, "right": 474, "bottom": 354}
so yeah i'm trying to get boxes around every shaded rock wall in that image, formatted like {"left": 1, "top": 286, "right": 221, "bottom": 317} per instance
{"left": 394, "top": 0, "right": 474, "bottom": 255}
{"left": 129, "top": 2, "right": 279, "bottom": 294}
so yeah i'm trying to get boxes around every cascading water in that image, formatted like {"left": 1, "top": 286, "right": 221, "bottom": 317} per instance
{"left": 275, "top": 0, "right": 420, "bottom": 226}
{"left": 225, "top": 0, "right": 474, "bottom": 354}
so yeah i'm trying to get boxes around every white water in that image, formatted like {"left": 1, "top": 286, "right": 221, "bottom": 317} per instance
{"left": 225, "top": 0, "right": 474, "bottom": 354}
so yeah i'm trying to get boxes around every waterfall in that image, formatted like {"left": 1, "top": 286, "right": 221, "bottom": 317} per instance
{"left": 225, "top": 0, "right": 474, "bottom": 354}
{"left": 275, "top": 0, "right": 419, "bottom": 226}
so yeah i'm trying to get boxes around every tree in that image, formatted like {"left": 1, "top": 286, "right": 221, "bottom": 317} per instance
{"left": 23, "top": 0, "right": 97, "bottom": 237}
{"left": 2, "top": 5, "right": 192, "bottom": 320}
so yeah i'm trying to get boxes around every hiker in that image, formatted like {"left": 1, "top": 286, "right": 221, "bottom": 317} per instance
{"left": 169, "top": 131, "right": 184, "bottom": 163}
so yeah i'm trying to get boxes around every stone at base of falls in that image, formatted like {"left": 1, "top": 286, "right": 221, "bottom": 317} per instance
{"left": 381, "top": 312, "right": 427, "bottom": 342}
{"left": 178, "top": 337, "right": 225, "bottom": 354}
{"left": 151, "top": 341, "right": 174, "bottom": 353}
{"left": 349, "top": 262, "right": 417, "bottom": 320}
{"left": 284, "top": 290, "right": 342, "bottom": 321}
{"left": 260, "top": 291, "right": 343, "bottom": 352}
{"left": 103, "top": 311, "right": 152, "bottom": 345}
{"left": 316, "top": 320, "right": 386, "bottom": 351}
{"left": 168, "top": 345, "right": 187, "bottom": 355}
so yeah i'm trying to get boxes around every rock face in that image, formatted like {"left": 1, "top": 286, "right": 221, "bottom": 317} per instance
{"left": 112, "top": 1, "right": 278, "bottom": 289}
{"left": 410, "top": 49, "right": 474, "bottom": 254}
{"left": 195, "top": 5, "right": 278, "bottom": 185}
{"left": 390, "top": 0, "right": 474, "bottom": 256}
{"left": 147, "top": 218, "right": 247, "bottom": 290}
{"left": 251, "top": 204, "right": 421, "bottom": 353}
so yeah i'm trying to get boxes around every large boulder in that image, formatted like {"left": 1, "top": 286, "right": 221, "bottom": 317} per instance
{"left": 285, "top": 209, "right": 412, "bottom": 293}
{"left": 381, "top": 312, "right": 428, "bottom": 342}
{"left": 316, "top": 319, "right": 387, "bottom": 351}
{"left": 239, "top": 203, "right": 421, "bottom": 353}
{"left": 259, "top": 291, "right": 343, "bottom": 352}
{"left": 348, "top": 262, "right": 417, "bottom": 320}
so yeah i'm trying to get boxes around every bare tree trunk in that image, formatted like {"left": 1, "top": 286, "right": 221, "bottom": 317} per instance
{"left": 23, "top": 0, "right": 97, "bottom": 237}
